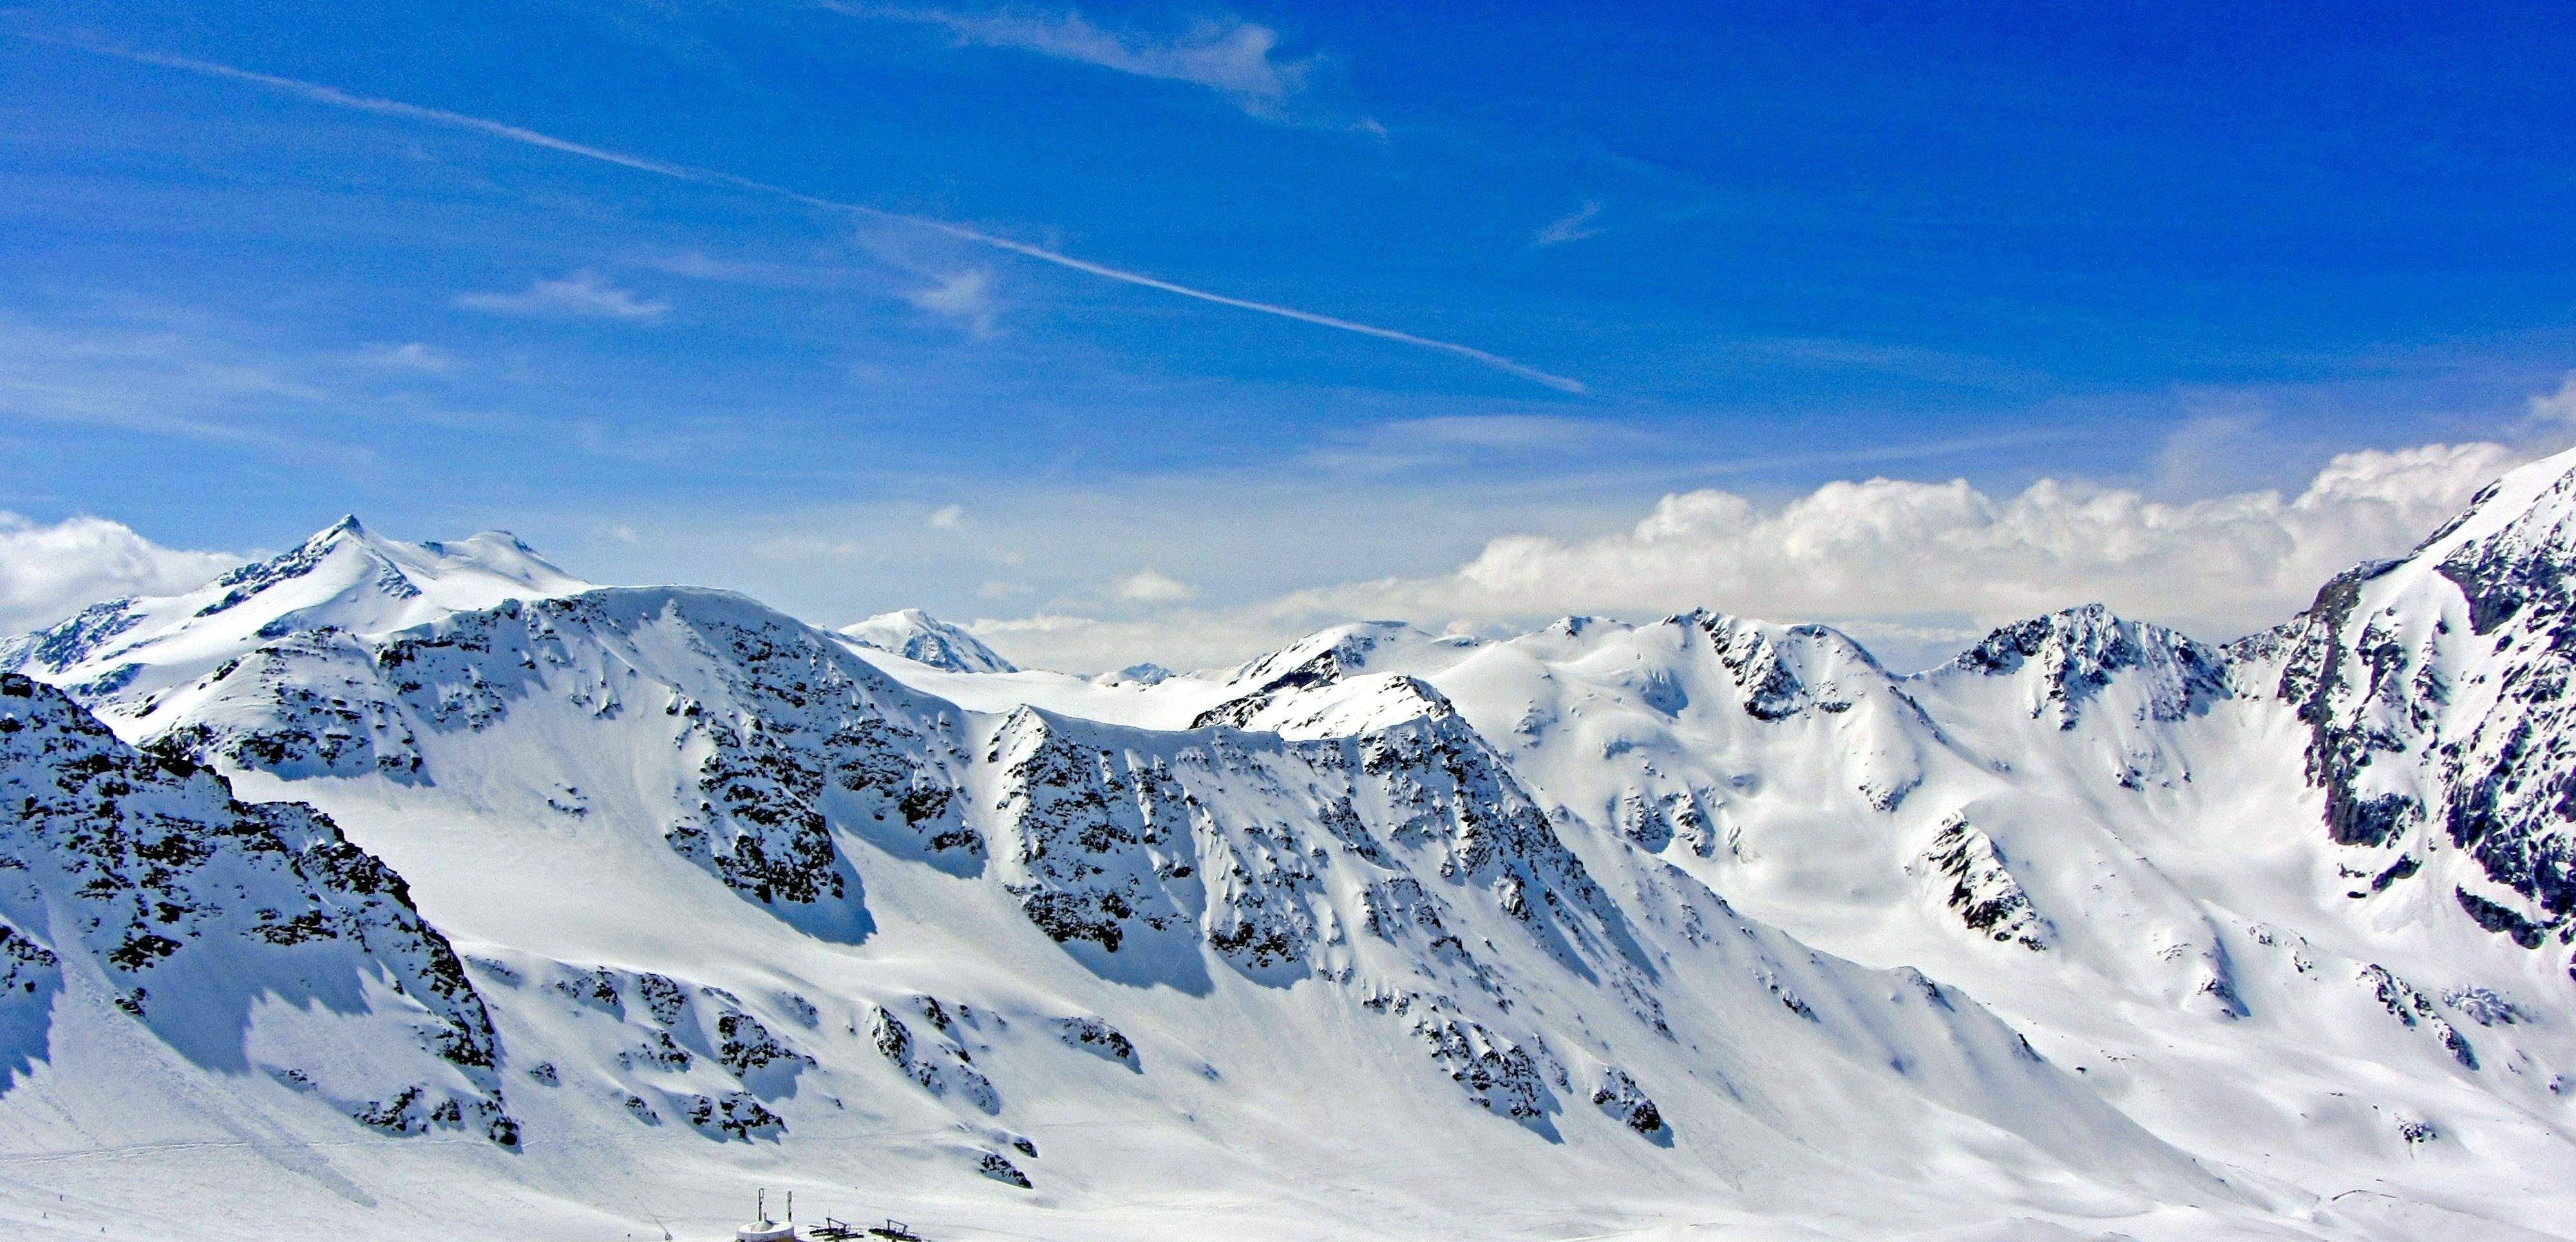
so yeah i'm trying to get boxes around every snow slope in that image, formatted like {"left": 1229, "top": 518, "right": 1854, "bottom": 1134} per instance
{"left": 838, "top": 609, "right": 1019, "bottom": 674}
{"left": 0, "top": 515, "right": 589, "bottom": 725}
{"left": 5, "top": 454, "right": 2576, "bottom": 1239}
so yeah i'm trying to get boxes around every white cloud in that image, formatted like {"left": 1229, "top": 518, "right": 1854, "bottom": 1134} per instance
{"left": 928, "top": 504, "right": 967, "bottom": 530}
{"left": 0, "top": 513, "right": 241, "bottom": 633}
{"left": 903, "top": 270, "right": 1002, "bottom": 337}
{"left": 1533, "top": 202, "right": 1602, "bottom": 247}
{"left": 976, "top": 579, "right": 1030, "bottom": 599}
{"left": 454, "top": 271, "right": 668, "bottom": 321}
{"left": 1281, "top": 440, "right": 2524, "bottom": 640}
{"left": 1113, "top": 567, "right": 1197, "bottom": 602}
{"left": 851, "top": 6, "right": 1312, "bottom": 117}
{"left": 963, "top": 438, "right": 2545, "bottom": 673}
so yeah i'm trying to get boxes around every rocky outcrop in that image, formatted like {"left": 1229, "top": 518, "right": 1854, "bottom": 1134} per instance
{"left": 1050, "top": 1016, "right": 1139, "bottom": 1068}
{"left": 1946, "top": 604, "right": 2228, "bottom": 729}
{"left": 0, "top": 673, "right": 514, "bottom": 1143}
{"left": 868, "top": 1004, "right": 998, "bottom": 1112}
{"left": 2235, "top": 454, "right": 2576, "bottom": 947}
{"left": 2358, "top": 964, "right": 2478, "bottom": 1070}
{"left": 1589, "top": 1067, "right": 1665, "bottom": 1136}
{"left": 1911, "top": 815, "right": 2051, "bottom": 950}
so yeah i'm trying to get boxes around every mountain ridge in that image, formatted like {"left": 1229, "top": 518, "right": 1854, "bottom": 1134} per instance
{"left": 5, "top": 451, "right": 2576, "bottom": 1239}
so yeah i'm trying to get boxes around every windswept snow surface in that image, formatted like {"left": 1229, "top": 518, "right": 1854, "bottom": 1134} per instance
{"left": 6, "top": 454, "right": 2576, "bottom": 1240}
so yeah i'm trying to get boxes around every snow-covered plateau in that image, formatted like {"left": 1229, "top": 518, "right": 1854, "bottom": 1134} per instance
{"left": 7, "top": 450, "right": 2576, "bottom": 1240}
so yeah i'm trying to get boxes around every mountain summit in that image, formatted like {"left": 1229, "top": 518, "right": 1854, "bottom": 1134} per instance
{"left": 837, "top": 607, "right": 1018, "bottom": 673}
{"left": 0, "top": 515, "right": 591, "bottom": 724}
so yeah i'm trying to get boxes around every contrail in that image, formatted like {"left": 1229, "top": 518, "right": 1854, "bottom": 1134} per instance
{"left": 39, "top": 37, "right": 1588, "bottom": 394}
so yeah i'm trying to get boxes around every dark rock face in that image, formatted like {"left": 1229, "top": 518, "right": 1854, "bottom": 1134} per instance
{"left": 2429, "top": 482, "right": 2576, "bottom": 923}
{"left": 987, "top": 710, "right": 1197, "bottom": 954}
{"left": 2358, "top": 964, "right": 2477, "bottom": 1070}
{"left": 1695, "top": 614, "right": 1828, "bottom": 722}
{"left": 868, "top": 1004, "right": 998, "bottom": 1112}
{"left": 682, "top": 1091, "right": 782, "bottom": 1140}
{"left": 0, "top": 673, "right": 513, "bottom": 1143}
{"left": 974, "top": 1149, "right": 1032, "bottom": 1187}
{"left": 987, "top": 703, "right": 1628, "bottom": 984}
{"left": 1050, "top": 1016, "right": 1138, "bottom": 1069}
{"left": 0, "top": 598, "right": 146, "bottom": 679}
{"left": 712, "top": 1004, "right": 807, "bottom": 1078}
{"left": 2238, "top": 463, "right": 2576, "bottom": 942}
{"left": 1914, "top": 815, "right": 2050, "bottom": 950}
{"left": 1411, "top": 1011, "right": 1558, "bottom": 1123}
{"left": 1950, "top": 604, "right": 2228, "bottom": 729}
{"left": 2456, "top": 888, "right": 2548, "bottom": 950}
{"left": 1590, "top": 1067, "right": 1665, "bottom": 1136}
{"left": 2242, "top": 561, "right": 2430, "bottom": 849}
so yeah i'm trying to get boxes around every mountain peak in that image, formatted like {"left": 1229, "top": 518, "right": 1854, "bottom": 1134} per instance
{"left": 838, "top": 609, "right": 1017, "bottom": 674}
{"left": 2, "top": 519, "right": 593, "bottom": 723}
{"left": 1931, "top": 604, "right": 2224, "bottom": 727}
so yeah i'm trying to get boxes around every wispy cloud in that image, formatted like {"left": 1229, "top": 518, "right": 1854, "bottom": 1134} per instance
{"left": 455, "top": 270, "right": 668, "bottom": 321}
{"left": 837, "top": 5, "right": 1310, "bottom": 118}
{"left": 46, "top": 38, "right": 1578, "bottom": 392}
{"left": 1305, "top": 414, "right": 1626, "bottom": 475}
{"left": 0, "top": 309, "right": 371, "bottom": 457}
{"left": 355, "top": 341, "right": 454, "bottom": 371}
{"left": 902, "top": 269, "right": 1002, "bottom": 336}
{"left": 2529, "top": 372, "right": 2576, "bottom": 428}
{"left": 1533, "top": 201, "right": 1602, "bottom": 247}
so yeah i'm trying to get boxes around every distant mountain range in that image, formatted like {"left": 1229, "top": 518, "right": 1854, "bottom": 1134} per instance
{"left": 5, "top": 451, "right": 2574, "bottom": 1241}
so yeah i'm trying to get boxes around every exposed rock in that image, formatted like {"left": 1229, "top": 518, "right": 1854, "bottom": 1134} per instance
{"left": 1589, "top": 1067, "right": 1666, "bottom": 1136}
{"left": 975, "top": 1150, "right": 1032, "bottom": 1188}
{"left": 1947, "top": 605, "right": 2226, "bottom": 729}
{"left": 868, "top": 1006, "right": 998, "bottom": 1112}
{"left": 1412, "top": 1012, "right": 1556, "bottom": 1123}
{"left": 1911, "top": 814, "right": 2051, "bottom": 950}
{"left": 0, "top": 672, "right": 514, "bottom": 1144}
{"left": 1051, "top": 1016, "right": 1139, "bottom": 1069}
{"left": 681, "top": 1091, "right": 783, "bottom": 1140}
{"left": 2359, "top": 964, "right": 2477, "bottom": 1069}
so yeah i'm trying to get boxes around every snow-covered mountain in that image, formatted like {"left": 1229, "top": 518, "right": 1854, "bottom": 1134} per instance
{"left": 0, "top": 515, "right": 590, "bottom": 726}
{"left": 838, "top": 609, "right": 1018, "bottom": 674}
{"left": 7, "top": 450, "right": 2576, "bottom": 1241}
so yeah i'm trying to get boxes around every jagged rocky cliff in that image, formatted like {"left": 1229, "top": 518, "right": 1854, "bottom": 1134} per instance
{"left": 0, "top": 673, "right": 513, "bottom": 1143}
{"left": 2233, "top": 457, "right": 2576, "bottom": 953}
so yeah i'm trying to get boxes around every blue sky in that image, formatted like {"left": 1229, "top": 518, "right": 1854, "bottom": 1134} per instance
{"left": 6, "top": 1, "right": 2575, "bottom": 668}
